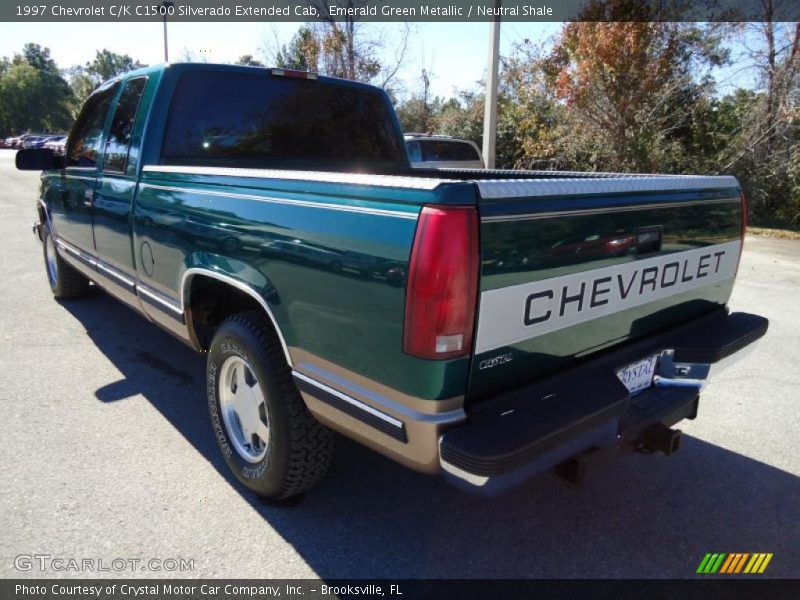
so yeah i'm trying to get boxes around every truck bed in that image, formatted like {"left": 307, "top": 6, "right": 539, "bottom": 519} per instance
{"left": 142, "top": 163, "right": 742, "bottom": 400}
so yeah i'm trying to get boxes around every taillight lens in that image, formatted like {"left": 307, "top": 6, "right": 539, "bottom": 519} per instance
{"left": 403, "top": 205, "right": 479, "bottom": 360}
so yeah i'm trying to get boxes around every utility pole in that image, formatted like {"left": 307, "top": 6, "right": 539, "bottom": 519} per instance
{"left": 162, "top": 1, "right": 174, "bottom": 62}
{"left": 482, "top": 2, "right": 501, "bottom": 169}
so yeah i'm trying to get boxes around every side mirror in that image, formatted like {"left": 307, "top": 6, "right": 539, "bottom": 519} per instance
{"left": 16, "top": 148, "right": 63, "bottom": 171}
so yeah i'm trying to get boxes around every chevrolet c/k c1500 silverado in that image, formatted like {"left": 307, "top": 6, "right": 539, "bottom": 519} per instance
{"left": 18, "top": 63, "right": 768, "bottom": 500}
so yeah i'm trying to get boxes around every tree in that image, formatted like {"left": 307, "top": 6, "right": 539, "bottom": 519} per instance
{"left": 395, "top": 69, "right": 438, "bottom": 133}
{"left": 67, "top": 49, "right": 146, "bottom": 110}
{"left": 396, "top": 41, "right": 562, "bottom": 169}
{"left": 275, "top": 26, "right": 320, "bottom": 72}
{"left": 725, "top": 15, "right": 800, "bottom": 227}
{"left": 271, "top": 8, "right": 410, "bottom": 90}
{"left": 66, "top": 67, "right": 96, "bottom": 112}
{"left": 0, "top": 44, "right": 73, "bottom": 135}
{"left": 85, "top": 49, "right": 145, "bottom": 82}
{"left": 542, "top": 1, "right": 728, "bottom": 172}
{"left": 236, "top": 55, "right": 264, "bottom": 67}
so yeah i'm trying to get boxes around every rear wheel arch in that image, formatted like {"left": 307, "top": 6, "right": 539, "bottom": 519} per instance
{"left": 181, "top": 269, "right": 292, "bottom": 366}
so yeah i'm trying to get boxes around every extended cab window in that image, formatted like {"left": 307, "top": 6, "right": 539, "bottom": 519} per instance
{"left": 161, "top": 71, "right": 405, "bottom": 168}
{"left": 104, "top": 77, "right": 147, "bottom": 173}
{"left": 66, "top": 83, "right": 118, "bottom": 168}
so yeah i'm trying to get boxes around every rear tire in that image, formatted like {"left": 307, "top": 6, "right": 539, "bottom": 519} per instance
{"left": 42, "top": 225, "right": 90, "bottom": 299}
{"left": 207, "top": 310, "right": 335, "bottom": 500}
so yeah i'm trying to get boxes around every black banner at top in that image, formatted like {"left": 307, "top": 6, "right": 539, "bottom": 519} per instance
{"left": 3, "top": 0, "right": 800, "bottom": 23}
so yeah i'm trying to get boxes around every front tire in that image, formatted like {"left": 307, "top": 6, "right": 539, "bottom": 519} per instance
{"left": 207, "top": 311, "right": 334, "bottom": 500}
{"left": 42, "top": 225, "right": 90, "bottom": 299}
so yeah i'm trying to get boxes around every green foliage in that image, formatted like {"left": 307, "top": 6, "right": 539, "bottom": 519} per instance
{"left": 1, "top": 19, "right": 797, "bottom": 230}
{"left": 0, "top": 45, "right": 147, "bottom": 135}
{"left": 272, "top": 21, "right": 408, "bottom": 91}
{"left": 0, "top": 44, "right": 73, "bottom": 135}
{"left": 68, "top": 49, "right": 146, "bottom": 109}
{"left": 85, "top": 49, "right": 144, "bottom": 82}
{"left": 395, "top": 19, "right": 798, "bottom": 230}
{"left": 236, "top": 55, "right": 264, "bottom": 67}
{"left": 275, "top": 27, "right": 319, "bottom": 72}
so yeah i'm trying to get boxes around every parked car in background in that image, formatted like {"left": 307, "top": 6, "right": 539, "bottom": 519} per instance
{"left": 23, "top": 135, "right": 57, "bottom": 149}
{"left": 15, "top": 134, "right": 41, "bottom": 149}
{"left": 6, "top": 135, "right": 26, "bottom": 148}
{"left": 43, "top": 136, "right": 67, "bottom": 155}
{"left": 404, "top": 133, "right": 485, "bottom": 169}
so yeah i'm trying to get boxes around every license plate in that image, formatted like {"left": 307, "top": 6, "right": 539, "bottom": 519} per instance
{"left": 616, "top": 355, "right": 658, "bottom": 394}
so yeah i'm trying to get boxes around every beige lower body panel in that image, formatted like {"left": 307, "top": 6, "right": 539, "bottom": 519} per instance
{"left": 290, "top": 349, "right": 465, "bottom": 474}
{"left": 57, "top": 243, "right": 195, "bottom": 349}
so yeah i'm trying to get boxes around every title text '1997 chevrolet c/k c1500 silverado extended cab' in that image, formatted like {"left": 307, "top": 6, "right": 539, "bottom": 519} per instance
{"left": 18, "top": 63, "right": 768, "bottom": 500}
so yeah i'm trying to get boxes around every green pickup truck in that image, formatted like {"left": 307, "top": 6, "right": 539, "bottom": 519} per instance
{"left": 19, "top": 63, "right": 768, "bottom": 500}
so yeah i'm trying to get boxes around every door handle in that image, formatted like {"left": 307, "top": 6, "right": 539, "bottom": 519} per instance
{"left": 83, "top": 189, "right": 95, "bottom": 207}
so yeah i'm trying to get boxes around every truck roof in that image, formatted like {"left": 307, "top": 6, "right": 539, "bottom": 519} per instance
{"left": 100, "top": 62, "right": 386, "bottom": 96}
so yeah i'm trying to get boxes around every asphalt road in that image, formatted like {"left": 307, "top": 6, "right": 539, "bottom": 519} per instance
{"left": 0, "top": 149, "right": 797, "bottom": 579}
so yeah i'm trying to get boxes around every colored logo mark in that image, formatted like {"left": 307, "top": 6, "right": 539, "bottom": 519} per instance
{"left": 696, "top": 553, "right": 773, "bottom": 574}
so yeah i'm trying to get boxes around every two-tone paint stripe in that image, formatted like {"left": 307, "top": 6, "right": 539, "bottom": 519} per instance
{"left": 696, "top": 553, "right": 773, "bottom": 574}
{"left": 55, "top": 237, "right": 184, "bottom": 323}
{"left": 136, "top": 284, "right": 184, "bottom": 321}
{"left": 96, "top": 261, "right": 136, "bottom": 291}
{"left": 56, "top": 238, "right": 97, "bottom": 268}
{"left": 293, "top": 371, "right": 407, "bottom": 443}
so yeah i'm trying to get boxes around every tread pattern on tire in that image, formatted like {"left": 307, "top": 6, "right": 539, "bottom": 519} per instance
{"left": 224, "top": 310, "right": 335, "bottom": 499}
{"left": 44, "top": 227, "right": 90, "bottom": 299}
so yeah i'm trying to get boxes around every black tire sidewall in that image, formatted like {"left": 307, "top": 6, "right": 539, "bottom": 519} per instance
{"left": 207, "top": 319, "right": 291, "bottom": 497}
{"left": 41, "top": 225, "right": 61, "bottom": 294}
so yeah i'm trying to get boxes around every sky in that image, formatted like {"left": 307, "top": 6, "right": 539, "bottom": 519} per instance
{"left": 0, "top": 21, "right": 758, "bottom": 100}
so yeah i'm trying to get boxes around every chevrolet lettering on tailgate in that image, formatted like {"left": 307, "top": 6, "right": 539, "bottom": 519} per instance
{"left": 476, "top": 240, "right": 741, "bottom": 353}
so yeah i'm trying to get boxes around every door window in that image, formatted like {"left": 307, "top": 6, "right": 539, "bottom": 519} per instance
{"left": 66, "top": 83, "right": 119, "bottom": 168}
{"left": 104, "top": 78, "right": 147, "bottom": 173}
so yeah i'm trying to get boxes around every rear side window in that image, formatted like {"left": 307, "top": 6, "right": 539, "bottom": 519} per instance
{"left": 161, "top": 71, "right": 405, "bottom": 167}
{"left": 104, "top": 77, "right": 147, "bottom": 173}
{"left": 66, "top": 83, "right": 118, "bottom": 168}
{"left": 420, "top": 140, "right": 481, "bottom": 162}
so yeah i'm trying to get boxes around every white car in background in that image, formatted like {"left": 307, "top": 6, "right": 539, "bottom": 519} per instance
{"left": 43, "top": 135, "right": 67, "bottom": 155}
{"left": 404, "top": 133, "right": 485, "bottom": 169}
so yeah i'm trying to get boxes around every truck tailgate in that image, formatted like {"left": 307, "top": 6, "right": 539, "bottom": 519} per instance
{"left": 469, "top": 175, "right": 744, "bottom": 399}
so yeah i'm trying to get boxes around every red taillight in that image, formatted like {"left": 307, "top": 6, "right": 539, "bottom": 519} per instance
{"left": 403, "top": 205, "right": 479, "bottom": 360}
